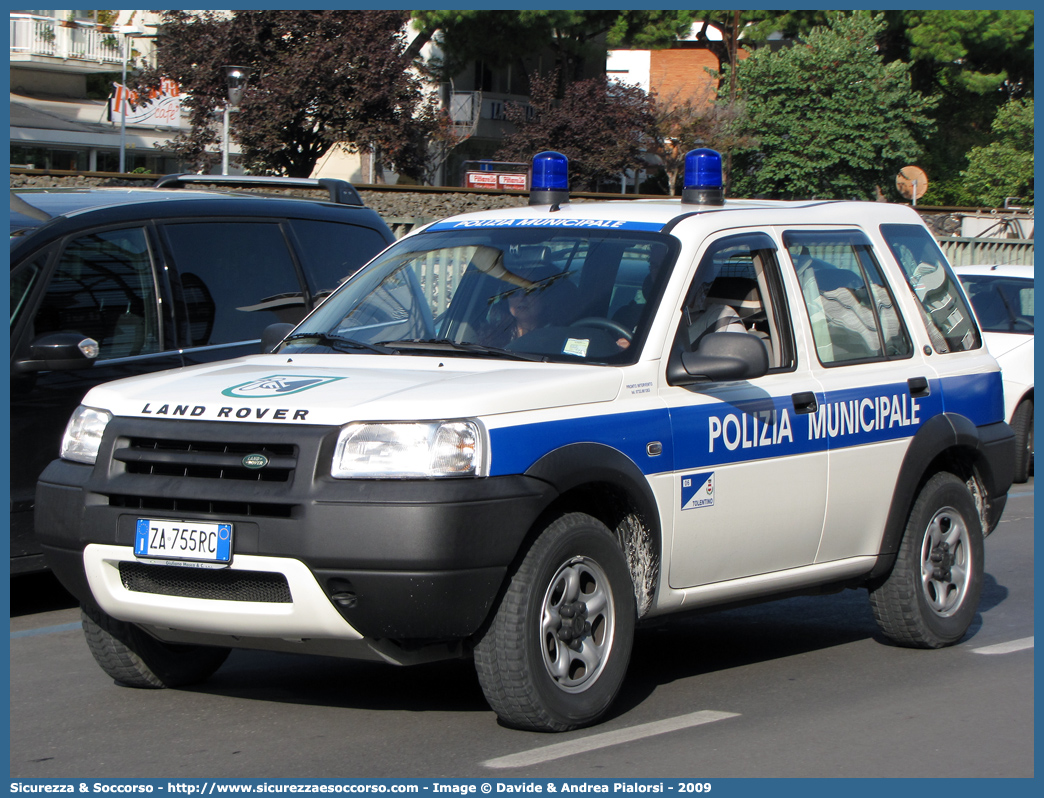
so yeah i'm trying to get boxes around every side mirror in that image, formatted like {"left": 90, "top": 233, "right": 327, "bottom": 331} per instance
{"left": 666, "top": 332, "right": 769, "bottom": 386}
{"left": 261, "top": 322, "right": 295, "bottom": 353}
{"left": 14, "top": 332, "right": 99, "bottom": 373}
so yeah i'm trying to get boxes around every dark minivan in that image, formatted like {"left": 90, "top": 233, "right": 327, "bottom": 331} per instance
{"left": 10, "top": 175, "right": 395, "bottom": 573}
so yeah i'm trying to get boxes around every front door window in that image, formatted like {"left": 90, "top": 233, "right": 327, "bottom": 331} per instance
{"left": 34, "top": 227, "right": 161, "bottom": 359}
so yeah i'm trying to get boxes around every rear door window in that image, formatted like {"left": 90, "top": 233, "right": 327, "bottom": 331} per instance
{"left": 785, "top": 230, "right": 912, "bottom": 365}
{"left": 162, "top": 221, "right": 307, "bottom": 347}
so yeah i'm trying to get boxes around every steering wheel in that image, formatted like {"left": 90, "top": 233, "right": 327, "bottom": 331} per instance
{"left": 572, "top": 316, "right": 633, "bottom": 343}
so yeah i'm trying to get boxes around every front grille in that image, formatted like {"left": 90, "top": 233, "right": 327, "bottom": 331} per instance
{"left": 119, "top": 562, "right": 293, "bottom": 603}
{"left": 109, "top": 494, "right": 295, "bottom": 518}
{"left": 114, "top": 437, "right": 297, "bottom": 483}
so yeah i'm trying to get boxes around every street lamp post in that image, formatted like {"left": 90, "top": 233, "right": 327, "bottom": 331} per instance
{"left": 221, "top": 66, "right": 252, "bottom": 175}
{"left": 117, "top": 26, "right": 157, "bottom": 173}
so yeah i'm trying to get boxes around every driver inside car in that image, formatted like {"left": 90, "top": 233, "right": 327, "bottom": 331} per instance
{"left": 481, "top": 262, "right": 578, "bottom": 346}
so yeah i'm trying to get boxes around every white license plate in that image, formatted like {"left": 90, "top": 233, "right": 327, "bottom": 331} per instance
{"left": 134, "top": 519, "right": 232, "bottom": 564}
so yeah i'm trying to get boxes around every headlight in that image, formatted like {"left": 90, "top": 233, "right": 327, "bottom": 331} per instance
{"left": 60, "top": 406, "right": 112, "bottom": 464}
{"left": 332, "top": 420, "right": 486, "bottom": 478}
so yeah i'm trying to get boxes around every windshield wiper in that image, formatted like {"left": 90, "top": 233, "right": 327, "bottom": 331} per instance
{"left": 380, "top": 339, "right": 548, "bottom": 362}
{"left": 282, "top": 332, "right": 394, "bottom": 355}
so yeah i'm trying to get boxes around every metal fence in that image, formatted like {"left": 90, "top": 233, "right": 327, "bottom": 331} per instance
{"left": 412, "top": 247, "right": 475, "bottom": 316}
{"left": 385, "top": 217, "right": 434, "bottom": 240}
{"left": 937, "top": 237, "right": 1034, "bottom": 267}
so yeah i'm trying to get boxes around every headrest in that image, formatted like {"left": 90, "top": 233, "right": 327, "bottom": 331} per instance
{"left": 706, "top": 276, "right": 761, "bottom": 318}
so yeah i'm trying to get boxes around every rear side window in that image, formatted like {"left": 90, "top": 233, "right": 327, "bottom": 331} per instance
{"left": 163, "top": 221, "right": 305, "bottom": 347}
{"left": 287, "top": 219, "right": 390, "bottom": 296}
{"left": 880, "top": 224, "right": 981, "bottom": 353}
{"left": 32, "top": 227, "right": 162, "bottom": 360}
{"left": 785, "top": 230, "right": 912, "bottom": 366}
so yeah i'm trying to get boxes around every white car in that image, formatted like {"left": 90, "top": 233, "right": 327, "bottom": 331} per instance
{"left": 38, "top": 150, "right": 1015, "bottom": 732}
{"left": 956, "top": 264, "right": 1034, "bottom": 482}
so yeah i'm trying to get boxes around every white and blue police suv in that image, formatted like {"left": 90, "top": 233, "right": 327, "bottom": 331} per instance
{"left": 38, "top": 150, "right": 1014, "bottom": 731}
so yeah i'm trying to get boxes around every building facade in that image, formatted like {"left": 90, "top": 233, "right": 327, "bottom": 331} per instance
{"left": 10, "top": 9, "right": 187, "bottom": 173}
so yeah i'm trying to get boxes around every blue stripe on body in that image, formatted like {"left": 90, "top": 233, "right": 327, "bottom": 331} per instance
{"left": 489, "top": 409, "right": 672, "bottom": 477}
{"left": 670, "top": 380, "right": 946, "bottom": 471}
{"left": 487, "top": 372, "right": 1003, "bottom": 476}
{"left": 940, "top": 371, "right": 1005, "bottom": 425}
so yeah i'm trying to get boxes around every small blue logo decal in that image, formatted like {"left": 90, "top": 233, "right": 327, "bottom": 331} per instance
{"left": 681, "top": 472, "right": 715, "bottom": 510}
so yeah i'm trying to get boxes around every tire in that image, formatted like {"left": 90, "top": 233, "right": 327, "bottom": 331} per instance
{"left": 869, "top": 473, "right": 984, "bottom": 648}
{"left": 1011, "top": 398, "right": 1033, "bottom": 484}
{"left": 81, "top": 603, "right": 230, "bottom": 688}
{"left": 474, "top": 513, "right": 636, "bottom": 732}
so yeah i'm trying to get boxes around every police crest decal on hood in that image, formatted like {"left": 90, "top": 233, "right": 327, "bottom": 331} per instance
{"left": 221, "top": 375, "right": 346, "bottom": 398}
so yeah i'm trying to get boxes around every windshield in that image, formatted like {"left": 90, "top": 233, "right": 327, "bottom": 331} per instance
{"left": 280, "top": 227, "right": 679, "bottom": 365}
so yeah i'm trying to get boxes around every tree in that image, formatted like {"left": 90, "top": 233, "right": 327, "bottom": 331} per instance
{"left": 136, "top": 10, "right": 436, "bottom": 178}
{"left": 726, "top": 10, "right": 1033, "bottom": 205}
{"left": 869, "top": 10, "right": 1034, "bottom": 205}
{"left": 739, "top": 8, "right": 1033, "bottom": 100}
{"left": 961, "top": 98, "right": 1034, "bottom": 208}
{"left": 644, "top": 86, "right": 754, "bottom": 195}
{"left": 409, "top": 10, "right": 695, "bottom": 90}
{"left": 417, "top": 101, "right": 481, "bottom": 187}
{"left": 730, "top": 12, "right": 935, "bottom": 201}
{"left": 494, "top": 72, "right": 654, "bottom": 192}
{"left": 888, "top": 10, "right": 1033, "bottom": 99}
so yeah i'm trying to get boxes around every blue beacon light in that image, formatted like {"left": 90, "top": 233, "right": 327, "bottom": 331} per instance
{"left": 682, "top": 148, "right": 726, "bottom": 206}
{"left": 529, "top": 151, "right": 570, "bottom": 206}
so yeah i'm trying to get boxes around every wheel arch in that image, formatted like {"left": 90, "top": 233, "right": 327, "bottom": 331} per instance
{"left": 523, "top": 442, "right": 662, "bottom": 617}
{"left": 868, "top": 412, "right": 1014, "bottom": 580}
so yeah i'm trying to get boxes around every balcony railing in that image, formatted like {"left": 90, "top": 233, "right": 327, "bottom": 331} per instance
{"left": 10, "top": 13, "right": 123, "bottom": 66}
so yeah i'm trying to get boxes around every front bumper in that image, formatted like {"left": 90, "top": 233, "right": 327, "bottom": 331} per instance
{"left": 81, "top": 544, "right": 365, "bottom": 639}
{"left": 36, "top": 418, "right": 555, "bottom": 643}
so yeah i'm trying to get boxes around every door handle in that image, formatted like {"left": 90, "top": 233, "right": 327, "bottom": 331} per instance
{"left": 792, "top": 391, "right": 818, "bottom": 414}
{"left": 908, "top": 377, "right": 931, "bottom": 398}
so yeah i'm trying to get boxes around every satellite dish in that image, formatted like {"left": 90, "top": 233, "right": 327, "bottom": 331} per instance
{"left": 896, "top": 166, "right": 928, "bottom": 204}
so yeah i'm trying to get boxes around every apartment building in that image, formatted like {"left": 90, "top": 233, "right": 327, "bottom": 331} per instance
{"left": 10, "top": 9, "right": 183, "bottom": 173}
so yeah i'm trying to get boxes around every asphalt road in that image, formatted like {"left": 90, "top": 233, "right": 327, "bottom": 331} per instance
{"left": 9, "top": 483, "right": 1034, "bottom": 779}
